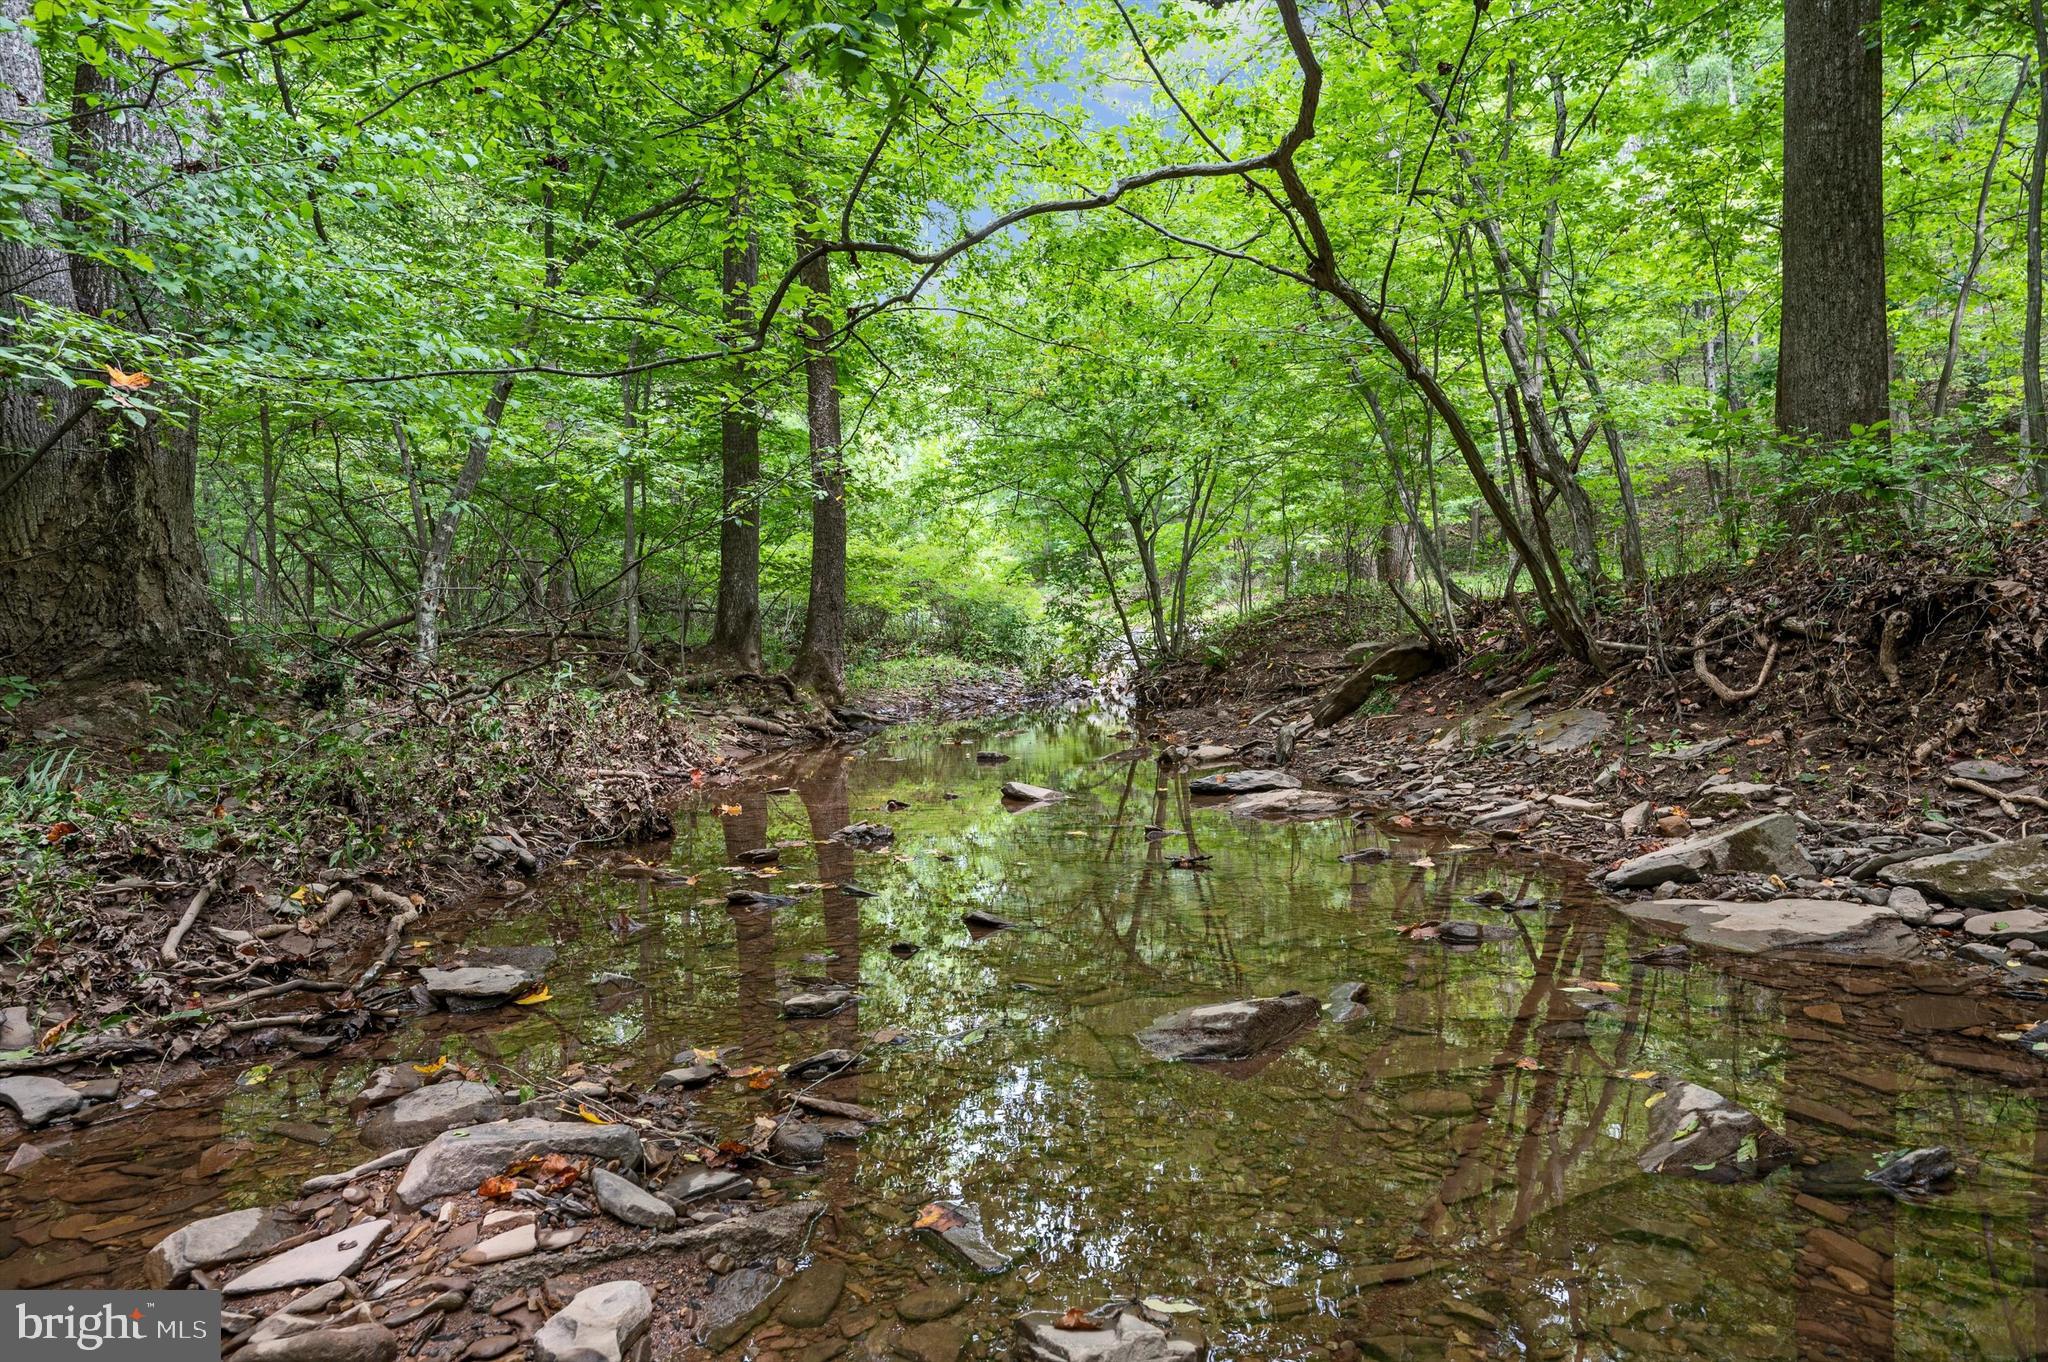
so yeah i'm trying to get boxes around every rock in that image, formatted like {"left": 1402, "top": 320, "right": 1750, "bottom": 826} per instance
{"left": 1692, "top": 780, "right": 1776, "bottom": 815}
{"left": 794, "top": 1093, "right": 879, "bottom": 1122}
{"left": 1438, "top": 921, "right": 1483, "bottom": 945}
{"left": 974, "top": 751, "right": 1011, "bottom": 764}
{"left": 1880, "top": 835, "right": 2048, "bottom": 911}
{"left": 239, "top": 1324, "right": 399, "bottom": 1362}
{"left": 1187, "top": 769, "right": 1299, "bottom": 796}
{"left": 1523, "top": 708, "right": 1612, "bottom": 755}
{"left": 1654, "top": 814, "right": 1692, "bottom": 839}
{"left": 1615, "top": 898, "right": 1920, "bottom": 960}
{"left": 222, "top": 1219, "right": 392, "bottom": 1295}
{"left": 777, "top": 1262, "right": 846, "bottom": 1327}
{"left": 1311, "top": 637, "right": 1447, "bottom": 727}
{"left": 395, "top": 1119, "right": 642, "bottom": 1207}
{"left": 1637, "top": 1080, "right": 1791, "bottom": 1178}
{"left": 0, "top": 1006, "right": 31, "bottom": 1051}
{"left": 786, "top": 1049, "right": 859, "bottom": 1079}
{"left": 1000, "top": 781, "right": 1065, "bottom": 803}
{"left": 0, "top": 1075, "right": 83, "bottom": 1126}
{"left": 359, "top": 1082, "right": 503, "bottom": 1151}
{"left": 591, "top": 1168, "right": 676, "bottom": 1230}
{"left": 459, "top": 1225, "right": 539, "bottom": 1265}
{"left": 835, "top": 822, "right": 895, "bottom": 848}
{"left": 1887, "top": 885, "right": 1932, "bottom": 925}
{"left": 146, "top": 1205, "right": 294, "bottom": 1288}
{"left": 1865, "top": 1146, "right": 1956, "bottom": 1197}
{"left": 1619, "top": 801, "right": 1652, "bottom": 837}
{"left": 916, "top": 1200, "right": 1013, "bottom": 1272}
{"left": 897, "top": 1284, "right": 972, "bottom": 1323}
{"left": 473, "top": 835, "right": 538, "bottom": 875}
{"left": 1225, "top": 788, "right": 1350, "bottom": 819}
{"left": 768, "top": 1119, "right": 826, "bottom": 1164}
{"left": 1326, "top": 982, "right": 1370, "bottom": 1024}
{"left": 468, "top": 1202, "right": 822, "bottom": 1300}
{"left": 301, "top": 1148, "right": 414, "bottom": 1194}
{"left": 782, "top": 986, "right": 854, "bottom": 1018}
{"left": 1949, "top": 759, "right": 2030, "bottom": 783}
{"left": 656, "top": 1064, "right": 718, "bottom": 1089}
{"left": 898, "top": 1322, "right": 970, "bottom": 1362}
{"left": 534, "top": 1281, "right": 653, "bottom": 1362}
{"left": 698, "top": 1266, "right": 783, "bottom": 1349}
{"left": 1137, "top": 994, "right": 1320, "bottom": 1062}
{"left": 1961, "top": 908, "right": 2048, "bottom": 943}
{"left": 350, "top": 1065, "right": 425, "bottom": 1112}
{"left": 1015, "top": 1308, "right": 1205, "bottom": 1361}
{"left": 728, "top": 890, "right": 794, "bottom": 908}
{"left": 419, "top": 965, "right": 537, "bottom": 1011}
{"left": 660, "top": 1167, "right": 754, "bottom": 1206}
{"left": 1603, "top": 813, "right": 1814, "bottom": 888}
{"left": 1956, "top": 941, "right": 2010, "bottom": 967}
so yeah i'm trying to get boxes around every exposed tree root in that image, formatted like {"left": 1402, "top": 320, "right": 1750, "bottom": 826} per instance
{"left": 1692, "top": 613, "right": 1780, "bottom": 705}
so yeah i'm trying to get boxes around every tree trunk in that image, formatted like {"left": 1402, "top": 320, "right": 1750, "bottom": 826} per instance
{"left": 1777, "top": 0, "right": 1889, "bottom": 524}
{"left": 619, "top": 375, "right": 642, "bottom": 669}
{"left": 1934, "top": 58, "right": 2028, "bottom": 420}
{"left": 415, "top": 373, "right": 516, "bottom": 666}
{"left": 0, "top": 11, "right": 224, "bottom": 681}
{"left": 707, "top": 190, "right": 763, "bottom": 670}
{"left": 2027, "top": 0, "right": 2048, "bottom": 510}
{"left": 790, "top": 236, "right": 848, "bottom": 703}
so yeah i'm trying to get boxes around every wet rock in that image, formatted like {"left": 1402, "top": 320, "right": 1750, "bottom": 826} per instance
{"left": 975, "top": 751, "right": 1012, "bottom": 764}
{"left": 1961, "top": 907, "right": 2048, "bottom": 943}
{"left": 656, "top": 1063, "right": 718, "bottom": 1089}
{"left": 1137, "top": 994, "right": 1320, "bottom": 1062}
{"left": 359, "top": 1081, "right": 504, "bottom": 1151}
{"left": 1879, "top": 834, "right": 2048, "bottom": 911}
{"left": 350, "top": 1065, "right": 425, "bottom": 1112}
{"left": 1614, "top": 898, "right": 1919, "bottom": 960}
{"left": 1000, "top": 781, "right": 1065, "bottom": 803}
{"left": 835, "top": 821, "right": 896, "bottom": 848}
{"left": 395, "top": 1118, "right": 641, "bottom": 1207}
{"left": 963, "top": 909, "right": 1016, "bottom": 932}
{"left": 1629, "top": 943, "right": 1691, "bottom": 967}
{"left": 736, "top": 846, "right": 781, "bottom": 865}
{"left": 659, "top": 1167, "right": 754, "bottom": 1207}
{"left": 785, "top": 1049, "right": 859, "bottom": 1080}
{"left": 1326, "top": 982, "right": 1370, "bottom": 1024}
{"left": 795, "top": 1093, "right": 880, "bottom": 1122}
{"left": 1949, "top": 759, "right": 2030, "bottom": 783}
{"left": 1637, "top": 1079, "right": 1791, "bottom": 1179}
{"left": 727, "top": 889, "right": 795, "bottom": 908}
{"left": 222, "top": 1219, "right": 392, "bottom": 1295}
{"left": 1226, "top": 788, "right": 1350, "bottom": 819}
{"left": 239, "top": 1323, "right": 399, "bottom": 1362}
{"left": 534, "top": 1281, "right": 652, "bottom": 1362}
{"left": 897, "top": 1284, "right": 972, "bottom": 1323}
{"left": 768, "top": 1119, "right": 826, "bottom": 1164}
{"left": 781, "top": 986, "right": 854, "bottom": 1018}
{"left": 146, "top": 1205, "right": 294, "bottom": 1288}
{"left": 916, "top": 1200, "right": 1013, "bottom": 1272}
{"left": 0, "top": 1075, "right": 83, "bottom": 1126}
{"left": 419, "top": 965, "right": 538, "bottom": 1011}
{"left": 777, "top": 1261, "right": 846, "bottom": 1327}
{"left": 698, "top": 1266, "right": 783, "bottom": 1349}
{"left": 899, "top": 1322, "right": 970, "bottom": 1362}
{"left": 1438, "top": 921, "right": 1483, "bottom": 946}
{"left": 591, "top": 1168, "right": 675, "bottom": 1230}
{"left": 1865, "top": 1146, "right": 1956, "bottom": 1198}
{"left": 1015, "top": 1308, "right": 1205, "bottom": 1361}
{"left": 0, "top": 1006, "right": 32, "bottom": 1051}
{"left": 1188, "top": 769, "right": 1298, "bottom": 796}
{"left": 1604, "top": 813, "right": 1813, "bottom": 888}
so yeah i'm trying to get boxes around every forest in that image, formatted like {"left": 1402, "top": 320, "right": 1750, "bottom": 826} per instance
{"left": 8, "top": 0, "right": 2048, "bottom": 1358}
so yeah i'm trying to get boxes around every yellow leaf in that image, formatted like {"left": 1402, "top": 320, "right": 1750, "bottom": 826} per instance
{"left": 1629, "top": 1070, "right": 1657, "bottom": 1081}
{"left": 576, "top": 1103, "right": 610, "bottom": 1124}
{"left": 412, "top": 1055, "right": 449, "bottom": 1076}
{"left": 717, "top": 803, "right": 743, "bottom": 817}
{"left": 1513, "top": 1057, "right": 1539, "bottom": 1070}
{"left": 514, "top": 985, "right": 552, "bottom": 1006}
{"left": 289, "top": 885, "right": 310, "bottom": 903}
{"left": 1644, "top": 1091, "right": 1668, "bottom": 1108}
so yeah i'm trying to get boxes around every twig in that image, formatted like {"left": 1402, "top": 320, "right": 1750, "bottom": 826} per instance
{"left": 161, "top": 869, "right": 226, "bottom": 965}
{"left": 1944, "top": 775, "right": 2048, "bottom": 813}
{"left": 353, "top": 902, "right": 422, "bottom": 992}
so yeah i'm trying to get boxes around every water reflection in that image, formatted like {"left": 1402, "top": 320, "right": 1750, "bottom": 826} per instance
{"left": 3, "top": 715, "right": 2047, "bottom": 1360}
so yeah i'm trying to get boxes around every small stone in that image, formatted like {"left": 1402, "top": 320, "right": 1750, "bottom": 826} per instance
{"left": 534, "top": 1281, "right": 653, "bottom": 1362}
{"left": 458, "top": 1225, "right": 538, "bottom": 1266}
{"left": 769, "top": 1120, "right": 826, "bottom": 1164}
{"left": 786, "top": 1049, "right": 859, "bottom": 1080}
{"left": 896, "top": 1284, "right": 971, "bottom": 1323}
{"left": 0, "top": 1075, "right": 84, "bottom": 1126}
{"left": 657, "top": 1064, "right": 718, "bottom": 1089}
{"left": 591, "top": 1168, "right": 676, "bottom": 1230}
{"left": 0, "top": 1006, "right": 32, "bottom": 1051}
{"left": 1886, "top": 885, "right": 1932, "bottom": 925}
{"left": 782, "top": 987, "right": 854, "bottom": 1019}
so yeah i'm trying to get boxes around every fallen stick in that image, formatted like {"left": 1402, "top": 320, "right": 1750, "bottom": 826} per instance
{"left": 1944, "top": 775, "right": 2048, "bottom": 813}
{"left": 251, "top": 887, "right": 357, "bottom": 940}
{"left": 353, "top": 904, "right": 423, "bottom": 993}
{"left": 161, "top": 869, "right": 225, "bottom": 965}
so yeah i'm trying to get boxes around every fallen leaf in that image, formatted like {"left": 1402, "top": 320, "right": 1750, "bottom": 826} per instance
{"left": 476, "top": 1175, "right": 518, "bottom": 1200}
{"left": 1055, "top": 1308, "right": 1107, "bottom": 1331}
{"left": 43, "top": 821, "right": 76, "bottom": 844}
{"left": 717, "top": 803, "right": 743, "bottom": 817}
{"left": 913, "top": 1202, "right": 966, "bottom": 1233}
{"left": 105, "top": 363, "right": 151, "bottom": 390}
{"left": 575, "top": 1103, "right": 610, "bottom": 1125}
{"left": 514, "top": 985, "right": 552, "bottom": 1006}
{"left": 1644, "top": 1091, "right": 1668, "bottom": 1108}
{"left": 746, "top": 1070, "right": 778, "bottom": 1090}
{"left": 1629, "top": 1070, "right": 1658, "bottom": 1081}
{"left": 412, "top": 1055, "right": 449, "bottom": 1076}
{"left": 1514, "top": 1057, "right": 1540, "bottom": 1070}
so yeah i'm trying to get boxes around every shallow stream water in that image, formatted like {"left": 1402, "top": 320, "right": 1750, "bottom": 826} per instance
{"left": 4, "top": 713, "right": 2048, "bottom": 1359}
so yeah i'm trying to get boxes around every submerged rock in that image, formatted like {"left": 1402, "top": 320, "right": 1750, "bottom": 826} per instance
{"left": 1603, "top": 813, "right": 1814, "bottom": 888}
{"left": 350, "top": 1064, "right": 424, "bottom": 1112}
{"left": 963, "top": 909, "right": 1017, "bottom": 932}
{"left": 1326, "top": 982, "right": 1370, "bottom": 1023}
{"left": 1136, "top": 994, "right": 1320, "bottom": 1062}
{"left": 0, "top": 1075, "right": 83, "bottom": 1127}
{"left": 1637, "top": 1079, "right": 1791, "bottom": 1179}
{"left": 1187, "top": 769, "right": 1298, "bottom": 796}
{"left": 777, "top": 1261, "right": 847, "bottom": 1327}
{"left": 834, "top": 822, "right": 896, "bottom": 849}
{"left": 697, "top": 1266, "right": 783, "bottom": 1349}
{"left": 781, "top": 985, "right": 854, "bottom": 1018}
{"left": 1014, "top": 1307, "right": 1205, "bottom": 1361}
{"left": 222, "top": 1219, "right": 391, "bottom": 1295}
{"left": 1865, "top": 1146, "right": 1957, "bottom": 1198}
{"left": 1879, "top": 834, "right": 2048, "bottom": 911}
{"left": 395, "top": 1118, "right": 641, "bottom": 1207}
{"left": 1615, "top": 898, "right": 1919, "bottom": 960}
{"left": 419, "top": 965, "right": 537, "bottom": 1011}
{"left": 785, "top": 1049, "right": 858, "bottom": 1080}
{"left": 146, "top": 1205, "right": 294, "bottom": 1288}
{"left": 915, "top": 1200, "right": 1013, "bottom": 1273}
{"left": 359, "top": 1081, "right": 503, "bottom": 1151}
{"left": 768, "top": 1119, "right": 826, "bottom": 1164}
{"left": 534, "top": 1280, "right": 652, "bottom": 1362}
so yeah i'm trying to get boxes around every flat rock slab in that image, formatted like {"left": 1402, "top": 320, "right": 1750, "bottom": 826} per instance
{"left": 1880, "top": 835, "right": 2048, "bottom": 911}
{"left": 535, "top": 1280, "right": 652, "bottom": 1362}
{"left": 146, "top": 1205, "right": 294, "bottom": 1288}
{"left": 1137, "top": 994, "right": 1320, "bottom": 1062}
{"left": 1524, "top": 708, "right": 1612, "bottom": 755}
{"left": 350, "top": 1065, "right": 424, "bottom": 1112}
{"left": 0, "top": 1075, "right": 83, "bottom": 1126}
{"left": 1618, "top": 898, "right": 1920, "bottom": 960}
{"left": 222, "top": 1219, "right": 391, "bottom": 1295}
{"left": 1188, "top": 769, "right": 1299, "bottom": 796}
{"left": 1000, "top": 781, "right": 1065, "bottom": 803}
{"left": 591, "top": 1167, "right": 674, "bottom": 1229}
{"left": 419, "top": 965, "right": 537, "bottom": 1011}
{"left": 781, "top": 987, "right": 853, "bottom": 1018}
{"left": 1604, "top": 812, "right": 1813, "bottom": 888}
{"left": 916, "top": 1200, "right": 1013, "bottom": 1273}
{"left": 359, "top": 1081, "right": 503, "bottom": 1151}
{"left": 396, "top": 1118, "right": 642, "bottom": 1207}
{"left": 1015, "top": 1308, "right": 1205, "bottom": 1361}
{"left": 1962, "top": 908, "right": 2048, "bottom": 943}
{"left": 660, "top": 1167, "right": 754, "bottom": 1207}
{"left": 1950, "top": 759, "right": 2030, "bottom": 783}
{"left": 1226, "top": 788, "right": 1350, "bottom": 820}
{"left": 777, "top": 1261, "right": 846, "bottom": 1328}
{"left": 239, "top": 1323, "right": 399, "bottom": 1362}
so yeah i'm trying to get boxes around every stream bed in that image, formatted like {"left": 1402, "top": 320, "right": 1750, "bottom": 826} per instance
{"left": 3, "top": 713, "right": 2047, "bottom": 1359}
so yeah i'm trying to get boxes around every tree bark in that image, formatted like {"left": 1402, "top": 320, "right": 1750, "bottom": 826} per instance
{"left": 1933, "top": 57, "right": 2028, "bottom": 420}
{"left": 706, "top": 189, "right": 763, "bottom": 670}
{"left": 1777, "top": 0, "right": 1889, "bottom": 522}
{"left": 2027, "top": 0, "right": 2048, "bottom": 509}
{"left": 790, "top": 233, "right": 847, "bottom": 703}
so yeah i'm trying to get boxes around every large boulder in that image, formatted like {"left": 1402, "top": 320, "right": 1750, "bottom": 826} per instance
{"left": 1188, "top": 769, "right": 1299, "bottom": 796}
{"left": 1879, "top": 835, "right": 2048, "bottom": 911}
{"left": 145, "top": 1205, "right": 295, "bottom": 1288}
{"left": 221, "top": 1219, "right": 391, "bottom": 1295}
{"left": 1603, "top": 812, "right": 1813, "bottom": 888}
{"left": 1311, "top": 637, "right": 1447, "bottom": 727}
{"left": 395, "top": 1119, "right": 642, "bottom": 1207}
{"left": 1637, "top": 1079, "right": 1792, "bottom": 1179}
{"left": 1137, "top": 994, "right": 1320, "bottom": 1062}
{"left": 1015, "top": 1308, "right": 1205, "bottom": 1362}
{"left": 1616, "top": 898, "right": 1920, "bottom": 961}
{"left": 534, "top": 1280, "right": 653, "bottom": 1362}
{"left": 358, "top": 1082, "right": 504, "bottom": 1151}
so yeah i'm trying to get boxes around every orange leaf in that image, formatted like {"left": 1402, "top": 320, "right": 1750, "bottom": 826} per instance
{"left": 913, "top": 1202, "right": 967, "bottom": 1233}
{"left": 43, "top": 821, "right": 76, "bottom": 844}
{"left": 747, "top": 1070, "right": 777, "bottom": 1091}
{"left": 1514, "top": 1057, "right": 1540, "bottom": 1070}
{"left": 476, "top": 1175, "right": 518, "bottom": 1200}
{"left": 104, "top": 363, "right": 151, "bottom": 390}
{"left": 1055, "top": 1308, "right": 1106, "bottom": 1331}
{"left": 717, "top": 803, "right": 742, "bottom": 817}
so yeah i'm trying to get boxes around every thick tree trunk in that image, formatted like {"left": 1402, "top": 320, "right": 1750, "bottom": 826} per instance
{"left": 0, "top": 10, "right": 224, "bottom": 681}
{"left": 790, "top": 241, "right": 847, "bottom": 704}
{"left": 707, "top": 195, "right": 763, "bottom": 670}
{"left": 1777, "top": 0, "right": 1889, "bottom": 524}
